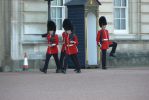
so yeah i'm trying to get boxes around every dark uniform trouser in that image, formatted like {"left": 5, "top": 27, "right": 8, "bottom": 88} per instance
{"left": 43, "top": 53, "right": 60, "bottom": 70}
{"left": 63, "top": 54, "right": 80, "bottom": 70}
{"left": 101, "top": 42, "right": 117, "bottom": 69}
{"left": 109, "top": 42, "right": 117, "bottom": 54}
{"left": 102, "top": 50, "right": 107, "bottom": 69}
{"left": 60, "top": 51, "right": 66, "bottom": 68}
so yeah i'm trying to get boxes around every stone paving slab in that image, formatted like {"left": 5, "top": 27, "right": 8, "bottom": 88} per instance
{"left": 0, "top": 68, "right": 149, "bottom": 100}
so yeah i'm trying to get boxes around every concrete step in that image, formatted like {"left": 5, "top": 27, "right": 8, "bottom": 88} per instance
{"left": 107, "top": 52, "right": 149, "bottom": 67}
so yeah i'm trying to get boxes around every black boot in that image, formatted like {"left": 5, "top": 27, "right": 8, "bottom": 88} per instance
{"left": 109, "top": 53, "right": 116, "bottom": 57}
{"left": 76, "top": 69, "right": 81, "bottom": 73}
{"left": 74, "top": 69, "right": 77, "bottom": 72}
{"left": 40, "top": 68, "right": 47, "bottom": 74}
{"left": 102, "top": 67, "right": 107, "bottom": 70}
{"left": 56, "top": 69, "right": 62, "bottom": 73}
{"left": 61, "top": 68, "right": 66, "bottom": 74}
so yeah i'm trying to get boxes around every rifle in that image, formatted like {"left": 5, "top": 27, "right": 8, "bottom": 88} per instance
{"left": 49, "top": 31, "right": 55, "bottom": 44}
{"left": 98, "top": 30, "right": 103, "bottom": 47}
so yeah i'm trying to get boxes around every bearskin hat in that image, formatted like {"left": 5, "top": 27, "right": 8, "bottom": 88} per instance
{"left": 99, "top": 16, "right": 107, "bottom": 27}
{"left": 47, "top": 20, "right": 56, "bottom": 32}
{"left": 63, "top": 19, "right": 71, "bottom": 28}
{"left": 42, "top": 20, "right": 56, "bottom": 37}
{"left": 66, "top": 24, "right": 73, "bottom": 31}
{"left": 62, "top": 19, "right": 73, "bottom": 31}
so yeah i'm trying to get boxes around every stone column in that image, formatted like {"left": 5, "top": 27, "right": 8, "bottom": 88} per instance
{"left": 1, "top": 0, "right": 12, "bottom": 71}
{"left": 11, "top": 0, "right": 22, "bottom": 60}
{"left": 0, "top": 0, "right": 5, "bottom": 71}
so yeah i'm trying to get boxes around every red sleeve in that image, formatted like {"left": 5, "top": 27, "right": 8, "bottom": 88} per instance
{"left": 54, "top": 35, "right": 59, "bottom": 45}
{"left": 106, "top": 30, "right": 110, "bottom": 40}
{"left": 62, "top": 32, "right": 65, "bottom": 38}
{"left": 65, "top": 34, "right": 69, "bottom": 45}
{"left": 47, "top": 34, "right": 50, "bottom": 43}
{"left": 96, "top": 31, "right": 100, "bottom": 45}
{"left": 74, "top": 35, "right": 79, "bottom": 46}
{"left": 62, "top": 32, "right": 66, "bottom": 42}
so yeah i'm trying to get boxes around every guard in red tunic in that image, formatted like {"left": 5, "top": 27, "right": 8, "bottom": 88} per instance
{"left": 59, "top": 19, "right": 71, "bottom": 69}
{"left": 96, "top": 16, "right": 117, "bottom": 69}
{"left": 40, "top": 21, "right": 61, "bottom": 73}
{"left": 62, "top": 22, "right": 81, "bottom": 74}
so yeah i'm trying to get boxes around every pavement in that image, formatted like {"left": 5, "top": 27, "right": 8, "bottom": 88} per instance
{"left": 0, "top": 67, "right": 149, "bottom": 100}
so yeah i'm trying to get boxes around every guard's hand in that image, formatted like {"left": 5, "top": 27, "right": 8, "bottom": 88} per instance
{"left": 50, "top": 44, "right": 56, "bottom": 47}
{"left": 98, "top": 42, "right": 101, "bottom": 47}
{"left": 70, "top": 41, "right": 74, "bottom": 44}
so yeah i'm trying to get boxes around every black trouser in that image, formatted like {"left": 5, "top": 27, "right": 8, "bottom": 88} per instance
{"left": 101, "top": 42, "right": 117, "bottom": 69}
{"left": 43, "top": 53, "right": 60, "bottom": 70}
{"left": 63, "top": 54, "right": 80, "bottom": 70}
{"left": 109, "top": 42, "right": 117, "bottom": 54}
{"left": 60, "top": 51, "right": 66, "bottom": 69}
{"left": 101, "top": 50, "right": 107, "bottom": 69}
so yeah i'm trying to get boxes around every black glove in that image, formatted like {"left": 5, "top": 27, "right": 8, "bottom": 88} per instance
{"left": 41, "top": 33, "right": 48, "bottom": 37}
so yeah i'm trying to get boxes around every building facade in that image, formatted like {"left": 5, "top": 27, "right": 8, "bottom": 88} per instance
{"left": 0, "top": 0, "right": 149, "bottom": 71}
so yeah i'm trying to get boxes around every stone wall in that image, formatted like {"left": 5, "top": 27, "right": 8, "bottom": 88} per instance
{"left": 107, "top": 40, "right": 149, "bottom": 67}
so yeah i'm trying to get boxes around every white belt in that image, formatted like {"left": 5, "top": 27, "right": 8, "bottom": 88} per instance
{"left": 102, "top": 39, "right": 108, "bottom": 41}
{"left": 67, "top": 44, "right": 73, "bottom": 47}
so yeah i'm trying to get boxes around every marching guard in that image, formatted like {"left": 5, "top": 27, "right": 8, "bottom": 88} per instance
{"left": 96, "top": 16, "right": 117, "bottom": 69}
{"left": 61, "top": 21, "right": 81, "bottom": 74}
{"left": 40, "top": 21, "right": 61, "bottom": 73}
{"left": 59, "top": 19, "right": 71, "bottom": 69}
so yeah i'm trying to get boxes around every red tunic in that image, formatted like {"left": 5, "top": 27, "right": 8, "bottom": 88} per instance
{"left": 64, "top": 34, "right": 79, "bottom": 55}
{"left": 96, "top": 29, "right": 112, "bottom": 50}
{"left": 46, "top": 34, "right": 59, "bottom": 54}
{"left": 61, "top": 32, "right": 67, "bottom": 52}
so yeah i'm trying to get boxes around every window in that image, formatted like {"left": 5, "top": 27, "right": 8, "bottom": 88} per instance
{"left": 51, "top": 0, "right": 64, "bottom": 30}
{"left": 114, "top": 0, "right": 128, "bottom": 34}
{"left": 51, "top": 0, "right": 70, "bottom": 30}
{"left": 22, "top": 0, "right": 69, "bottom": 35}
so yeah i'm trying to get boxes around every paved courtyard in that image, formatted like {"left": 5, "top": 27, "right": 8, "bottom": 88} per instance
{"left": 0, "top": 67, "right": 149, "bottom": 100}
